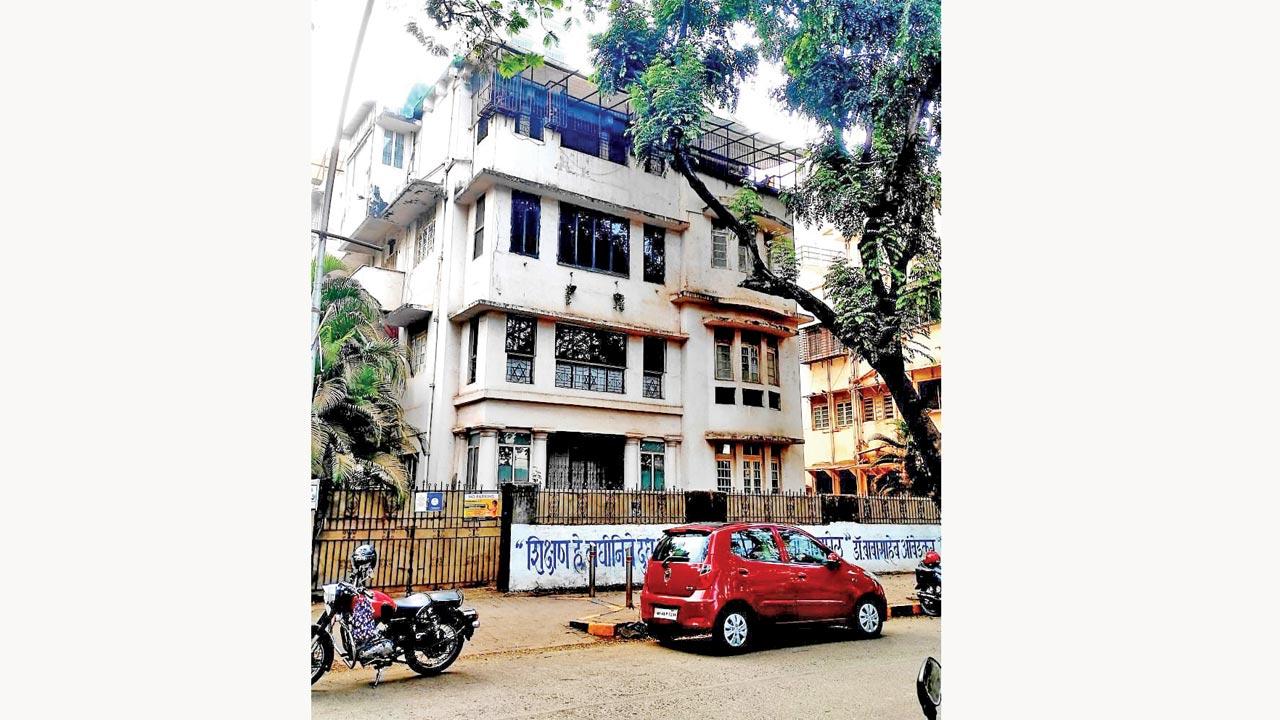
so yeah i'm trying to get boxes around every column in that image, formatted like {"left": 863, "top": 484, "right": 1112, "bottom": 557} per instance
{"left": 451, "top": 429, "right": 469, "bottom": 489}
{"left": 624, "top": 434, "right": 643, "bottom": 490}
{"left": 663, "top": 435, "right": 682, "bottom": 490}
{"left": 477, "top": 427, "right": 499, "bottom": 490}
{"left": 530, "top": 428, "right": 551, "bottom": 487}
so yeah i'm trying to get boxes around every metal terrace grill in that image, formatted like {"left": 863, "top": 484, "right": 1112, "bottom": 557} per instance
{"left": 469, "top": 55, "right": 803, "bottom": 190}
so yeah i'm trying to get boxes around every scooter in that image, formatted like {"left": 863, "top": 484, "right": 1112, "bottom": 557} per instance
{"left": 914, "top": 550, "right": 941, "bottom": 617}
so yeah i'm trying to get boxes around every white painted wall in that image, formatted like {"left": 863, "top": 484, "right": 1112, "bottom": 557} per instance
{"left": 507, "top": 522, "right": 942, "bottom": 591}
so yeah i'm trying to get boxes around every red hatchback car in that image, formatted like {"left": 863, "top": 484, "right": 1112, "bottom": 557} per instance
{"left": 640, "top": 522, "right": 887, "bottom": 651}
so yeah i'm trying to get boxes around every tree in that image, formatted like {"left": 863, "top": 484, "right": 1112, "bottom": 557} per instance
{"left": 312, "top": 257, "right": 418, "bottom": 500}
{"left": 410, "top": 0, "right": 942, "bottom": 499}
{"left": 869, "top": 419, "right": 932, "bottom": 498}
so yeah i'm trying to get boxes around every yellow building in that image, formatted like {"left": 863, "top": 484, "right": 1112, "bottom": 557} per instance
{"left": 799, "top": 321, "right": 942, "bottom": 495}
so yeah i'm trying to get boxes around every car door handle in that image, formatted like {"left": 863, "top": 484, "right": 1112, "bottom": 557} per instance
{"left": 797, "top": 573, "right": 807, "bottom": 580}
{"left": 738, "top": 568, "right": 749, "bottom": 576}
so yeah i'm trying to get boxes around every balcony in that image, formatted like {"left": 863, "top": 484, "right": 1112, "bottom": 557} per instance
{"left": 468, "top": 56, "right": 802, "bottom": 192}
{"left": 350, "top": 265, "right": 404, "bottom": 312}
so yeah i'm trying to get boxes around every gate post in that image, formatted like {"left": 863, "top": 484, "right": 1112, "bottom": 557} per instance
{"left": 497, "top": 483, "right": 514, "bottom": 592}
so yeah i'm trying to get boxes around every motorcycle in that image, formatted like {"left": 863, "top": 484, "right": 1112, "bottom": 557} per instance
{"left": 311, "top": 544, "right": 480, "bottom": 686}
{"left": 914, "top": 550, "right": 941, "bottom": 617}
{"left": 917, "top": 656, "right": 941, "bottom": 719}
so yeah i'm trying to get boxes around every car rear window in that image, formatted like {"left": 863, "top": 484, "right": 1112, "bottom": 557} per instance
{"left": 652, "top": 532, "right": 709, "bottom": 563}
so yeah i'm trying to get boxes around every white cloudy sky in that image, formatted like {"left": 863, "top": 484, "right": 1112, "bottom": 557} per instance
{"left": 309, "top": 0, "right": 821, "bottom": 159}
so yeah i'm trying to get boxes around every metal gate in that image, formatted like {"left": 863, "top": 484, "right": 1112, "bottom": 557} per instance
{"left": 311, "top": 486, "right": 502, "bottom": 592}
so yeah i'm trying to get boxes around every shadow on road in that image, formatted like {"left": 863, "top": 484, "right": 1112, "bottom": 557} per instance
{"left": 655, "top": 624, "right": 885, "bottom": 656}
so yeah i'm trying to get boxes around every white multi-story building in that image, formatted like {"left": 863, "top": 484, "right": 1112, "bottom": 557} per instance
{"left": 327, "top": 51, "right": 809, "bottom": 493}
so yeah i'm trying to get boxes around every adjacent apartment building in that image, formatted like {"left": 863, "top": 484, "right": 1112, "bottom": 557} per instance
{"left": 795, "top": 226, "right": 943, "bottom": 495}
{"left": 326, "top": 49, "right": 808, "bottom": 493}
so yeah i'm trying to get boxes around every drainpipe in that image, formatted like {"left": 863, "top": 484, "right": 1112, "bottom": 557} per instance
{"left": 312, "top": 0, "right": 375, "bottom": 367}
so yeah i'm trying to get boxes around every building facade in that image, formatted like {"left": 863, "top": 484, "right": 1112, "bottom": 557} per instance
{"left": 328, "top": 53, "right": 808, "bottom": 493}
{"left": 795, "top": 227, "right": 943, "bottom": 495}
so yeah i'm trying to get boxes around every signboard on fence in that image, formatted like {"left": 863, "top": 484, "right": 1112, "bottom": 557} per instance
{"left": 310, "top": 478, "right": 320, "bottom": 510}
{"left": 463, "top": 492, "right": 500, "bottom": 519}
{"left": 415, "top": 491, "right": 445, "bottom": 513}
{"left": 506, "top": 521, "right": 942, "bottom": 591}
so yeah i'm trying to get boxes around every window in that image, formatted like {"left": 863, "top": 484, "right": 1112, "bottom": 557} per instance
{"left": 465, "top": 434, "right": 480, "bottom": 490}
{"left": 711, "top": 228, "right": 730, "bottom": 268}
{"left": 919, "top": 378, "right": 942, "bottom": 410}
{"left": 382, "top": 129, "right": 405, "bottom": 168}
{"left": 476, "top": 115, "right": 489, "bottom": 142}
{"left": 714, "top": 328, "right": 734, "bottom": 380}
{"left": 768, "top": 391, "right": 781, "bottom": 410}
{"left": 642, "top": 337, "right": 665, "bottom": 399}
{"left": 642, "top": 155, "right": 665, "bottom": 175}
{"left": 557, "top": 203, "right": 630, "bottom": 276}
{"left": 742, "top": 444, "right": 763, "bottom": 494}
{"left": 812, "top": 401, "right": 830, "bottom": 430}
{"left": 553, "top": 323, "right": 626, "bottom": 394}
{"left": 778, "top": 529, "right": 829, "bottom": 564}
{"left": 883, "top": 395, "right": 896, "bottom": 419}
{"left": 504, "top": 315, "right": 536, "bottom": 384}
{"left": 714, "top": 387, "right": 736, "bottom": 405}
{"left": 509, "top": 190, "right": 540, "bottom": 257}
{"left": 765, "top": 337, "right": 779, "bottom": 386}
{"left": 653, "top": 532, "right": 709, "bottom": 563}
{"left": 497, "top": 431, "right": 531, "bottom": 483}
{"left": 742, "top": 389, "right": 764, "bottom": 407}
{"left": 410, "top": 330, "right": 428, "bottom": 375}
{"left": 836, "top": 401, "right": 854, "bottom": 427}
{"left": 642, "top": 224, "right": 665, "bottom": 283}
{"left": 729, "top": 528, "right": 779, "bottom": 561}
{"left": 738, "top": 240, "right": 754, "bottom": 273}
{"left": 414, "top": 207, "right": 436, "bottom": 266}
{"left": 467, "top": 317, "right": 480, "bottom": 384}
{"left": 861, "top": 395, "right": 876, "bottom": 421}
{"left": 473, "top": 194, "right": 486, "bottom": 259}
{"left": 382, "top": 239, "right": 398, "bottom": 270}
{"left": 640, "top": 440, "right": 665, "bottom": 490}
{"left": 770, "top": 456, "right": 781, "bottom": 494}
{"left": 716, "top": 457, "right": 733, "bottom": 493}
{"left": 740, "top": 331, "right": 761, "bottom": 384}
{"left": 554, "top": 95, "right": 628, "bottom": 163}
{"left": 799, "top": 326, "right": 844, "bottom": 362}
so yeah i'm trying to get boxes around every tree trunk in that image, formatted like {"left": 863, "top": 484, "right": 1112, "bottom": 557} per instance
{"left": 867, "top": 350, "right": 942, "bottom": 499}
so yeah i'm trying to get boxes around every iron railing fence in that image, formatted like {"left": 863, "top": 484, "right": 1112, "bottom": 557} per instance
{"left": 312, "top": 485, "right": 502, "bottom": 592}
{"left": 524, "top": 487, "right": 938, "bottom": 526}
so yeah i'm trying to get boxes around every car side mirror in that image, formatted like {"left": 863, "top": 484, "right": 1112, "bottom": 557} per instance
{"left": 824, "top": 552, "right": 841, "bottom": 569}
{"left": 917, "top": 657, "right": 941, "bottom": 719}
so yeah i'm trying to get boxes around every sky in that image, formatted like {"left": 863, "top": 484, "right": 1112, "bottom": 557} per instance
{"left": 309, "top": 0, "right": 822, "bottom": 160}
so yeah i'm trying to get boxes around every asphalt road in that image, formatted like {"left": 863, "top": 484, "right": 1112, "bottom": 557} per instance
{"left": 312, "top": 616, "right": 940, "bottom": 719}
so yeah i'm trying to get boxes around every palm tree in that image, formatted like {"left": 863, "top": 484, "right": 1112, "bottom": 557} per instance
{"left": 869, "top": 420, "right": 934, "bottom": 499}
{"left": 311, "top": 257, "right": 418, "bottom": 500}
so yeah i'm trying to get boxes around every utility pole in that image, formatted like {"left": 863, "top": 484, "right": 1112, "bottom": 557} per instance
{"left": 312, "top": 0, "right": 376, "bottom": 367}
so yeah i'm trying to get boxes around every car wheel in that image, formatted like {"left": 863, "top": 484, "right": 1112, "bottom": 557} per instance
{"left": 714, "top": 607, "right": 753, "bottom": 653}
{"left": 851, "top": 597, "right": 884, "bottom": 638}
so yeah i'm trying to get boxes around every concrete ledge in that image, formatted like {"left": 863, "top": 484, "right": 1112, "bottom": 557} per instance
{"left": 888, "top": 602, "right": 926, "bottom": 618}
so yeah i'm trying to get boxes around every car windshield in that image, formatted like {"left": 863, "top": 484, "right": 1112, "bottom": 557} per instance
{"left": 653, "top": 532, "right": 709, "bottom": 563}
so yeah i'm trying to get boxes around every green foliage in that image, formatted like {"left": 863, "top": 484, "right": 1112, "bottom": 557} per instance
{"left": 870, "top": 419, "right": 933, "bottom": 498}
{"left": 727, "top": 186, "right": 763, "bottom": 232}
{"left": 312, "top": 273, "right": 417, "bottom": 498}
{"left": 767, "top": 233, "right": 797, "bottom": 284}
{"left": 626, "top": 43, "right": 709, "bottom": 162}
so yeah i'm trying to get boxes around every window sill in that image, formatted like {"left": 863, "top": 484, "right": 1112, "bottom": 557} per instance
{"left": 556, "top": 261, "right": 630, "bottom": 279}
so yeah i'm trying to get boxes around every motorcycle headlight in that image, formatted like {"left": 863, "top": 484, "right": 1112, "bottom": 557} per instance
{"left": 322, "top": 584, "right": 337, "bottom": 605}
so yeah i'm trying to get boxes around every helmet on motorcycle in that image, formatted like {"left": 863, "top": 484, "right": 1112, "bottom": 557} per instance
{"left": 922, "top": 550, "right": 941, "bottom": 567}
{"left": 351, "top": 544, "right": 378, "bottom": 572}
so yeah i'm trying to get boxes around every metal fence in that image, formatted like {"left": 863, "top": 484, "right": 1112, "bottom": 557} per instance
{"left": 312, "top": 486, "right": 502, "bottom": 592}
{"left": 524, "top": 487, "right": 937, "bottom": 526}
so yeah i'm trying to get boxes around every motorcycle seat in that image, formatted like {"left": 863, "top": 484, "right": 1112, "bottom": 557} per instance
{"left": 392, "top": 590, "right": 464, "bottom": 616}
{"left": 426, "top": 590, "right": 463, "bottom": 606}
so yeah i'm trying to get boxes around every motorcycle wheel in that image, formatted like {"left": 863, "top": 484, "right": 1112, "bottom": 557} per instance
{"left": 920, "top": 593, "right": 941, "bottom": 617}
{"left": 404, "top": 623, "right": 464, "bottom": 676}
{"left": 312, "top": 625, "right": 334, "bottom": 685}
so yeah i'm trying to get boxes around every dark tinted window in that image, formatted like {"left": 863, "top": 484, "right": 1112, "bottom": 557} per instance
{"left": 768, "top": 391, "right": 781, "bottom": 410}
{"left": 714, "top": 387, "right": 736, "bottom": 404}
{"left": 642, "top": 224, "right": 665, "bottom": 283}
{"left": 652, "top": 532, "right": 709, "bottom": 563}
{"left": 554, "top": 324, "right": 627, "bottom": 366}
{"left": 510, "top": 190, "right": 540, "bottom": 257}
{"left": 557, "top": 203, "right": 630, "bottom": 276}
{"left": 779, "top": 529, "right": 830, "bottom": 564}
{"left": 742, "top": 389, "right": 764, "bottom": 407}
